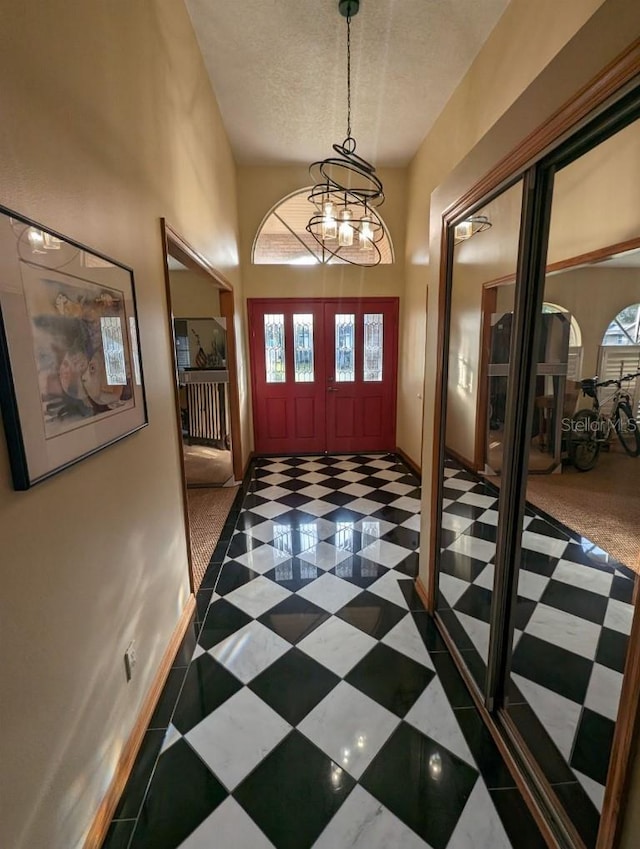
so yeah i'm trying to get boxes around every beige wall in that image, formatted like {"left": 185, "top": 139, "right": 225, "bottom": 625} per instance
{"left": 169, "top": 268, "right": 221, "bottom": 318}
{"left": 0, "top": 3, "right": 245, "bottom": 849}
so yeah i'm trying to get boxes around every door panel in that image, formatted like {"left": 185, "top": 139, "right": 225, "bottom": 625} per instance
{"left": 249, "top": 298, "right": 398, "bottom": 454}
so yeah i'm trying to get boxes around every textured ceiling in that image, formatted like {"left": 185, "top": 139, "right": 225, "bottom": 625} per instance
{"left": 185, "top": 0, "right": 510, "bottom": 166}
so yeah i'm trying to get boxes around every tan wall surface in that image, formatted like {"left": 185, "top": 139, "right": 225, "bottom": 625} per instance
{"left": 0, "top": 3, "right": 244, "bottom": 849}
{"left": 169, "top": 269, "right": 221, "bottom": 318}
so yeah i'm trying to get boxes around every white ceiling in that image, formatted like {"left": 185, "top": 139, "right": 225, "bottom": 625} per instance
{"left": 185, "top": 0, "right": 510, "bottom": 167}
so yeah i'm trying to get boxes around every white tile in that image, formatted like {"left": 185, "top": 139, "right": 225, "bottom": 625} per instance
{"left": 585, "top": 663, "right": 624, "bottom": 721}
{"left": 373, "top": 469, "right": 403, "bottom": 481}
{"left": 443, "top": 468, "right": 458, "bottom": 477}
{"left": 604, "top": 598, "right": 634, "bottom": 635}
{"left": 297, "top": 484, "right": 334, "bottom": 500}
{"left": 381, "top": 615, "right": 434, "bottom": 670}
{"left": 442, "top": 477, "right": 476, "bottom": 492}
{"left": 311, "top": 785, "right": 428, "bottom": 849}
{"left": 380, "top": 481, "right": 414, "bottom": 496}
{"left": 298, "top": 542, "right": 352, "bottom": 571}
{"left": 367, "top": 570, "right": 409, "bottom": 609}
{"left": 401, "top": 514, "right": 422, "bottom": 532}
{"left": 298, "top": 470, "right": 329, "bottom": 482}
{"left": 439, "top": 573, "right": 470, "bottom": 608}
{"left": 258, "top": 473, "right": 290, "bottom": 486}
{"left": 224, "top": 575, "right": 291, "bottom": 619}
{"left": 552, "top": 559, "right": 613, "bottom": 597}
{"left": 210, "top": 620, "right": 290, "bottom": 683}
{"left": 191, "top": 644, "right": 206, "bottom": 661}
{"left": 366, "top": 458, "right": 394, "bottom": 469}
{"left": 574, "top": 770, "right": 605, "bottom": 814}
{"left": 235, "top": 543, "right": 294, "bottom": 574}
{"left": 388, "top": 496, "right": 421, "bottom": 513}
{"left": 354, "top": 518, "right": 396, "bottom": 539}
{"left": 447, "top": 778, "right": 513, "bottom": 849}
{"left": 359, "top": 539, "right": 409, "bottom": 568}
{"left": 297, "top": 572, "right": 362, "bottom": 613}
{"left": 447, "top": 535, "right": 496, "bottom": 564}
{"left": 339, "top": 482, "right": 375, "bottom": 498}
{"left": 297, "top": 462, "right": 327, "bottom": 473}
{"left": 257, "top": 485, "right": 292, "bottom": 501}
{"left": 299, "top": 499, "right": 337, "bottom": 517}
{"left": 473, "top": 563, "right": 495, "bottom": 591}
{"left": 336, "top": 470, "right": 367, "bottom": 482}
{"left": 347, "top": 498, "right": 386, "bottom": 516}
{"left": 304, "top": 518, "right": 339, "bottom": 540}
{"left": 476, "top": 509, "right": 499, "bottom": 526}
{"left": 248, "top": 501, "right": 291, "bottom": 520}
{"left": 512, "top": 674, "right": 581, "bottom": 761}
{"left": 160, "top": 723, "right": 181, "bottom": 754}
{"left": 525, "top": 603, "right": 601, "bottom": 660}
{"left": 186, "top": 688, "right": 290, "bottom": 791}
{"left": 298, "top": 617, "right": 377, "bottom": 676}
{"left": 260, "top": 462, "right": 291, "bottom": 474}
{"left": 521, "top": 530, "right": 568, "bottom": 560}
{"left": 456, "top": 612, "right": 490, "bottom": 661}
{"left": 178, "top": 797, "right": 275, "bottom": 848}
{"left": 332, "top": 460, "right": 360, "bottom": 470}
{"left": 404, "top": 678, "right": 475, "bottom": 766}
{"left": 515, "top": 569, "right": 549, "bottom": 602}
{"left": 243, "top": 521, "right": 284, "bottom": 544}
{"left": 441, "top": 512, "right": 474, "bottom": 534}
{"left": 442, "top": 498, "right": 454, "bottom": 510}
{"left": 299, "top": 682, "right": 399, "bottom": 779}
{"left": 457, "top": 492, "right": 497, "bottom": 509}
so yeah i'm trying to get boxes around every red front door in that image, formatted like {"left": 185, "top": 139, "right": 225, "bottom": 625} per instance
{"left": 248, "top": 298, "right": 398, "bottom": 454}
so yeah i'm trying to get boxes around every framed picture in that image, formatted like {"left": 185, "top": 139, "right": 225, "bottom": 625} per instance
{"left": 0, "top": 206, "right": 147, "bottom": 489}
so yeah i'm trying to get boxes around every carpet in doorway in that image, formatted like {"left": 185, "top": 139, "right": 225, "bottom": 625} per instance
{"left": 187, "top": 485, "right": 239, "bottom": 589}
{"left": 183, "top": 444, "right": 233, "bottom": 486}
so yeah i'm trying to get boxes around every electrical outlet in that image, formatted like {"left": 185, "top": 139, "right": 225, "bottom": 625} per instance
{"left": 124, "top": 641, "right": 137, "bottom": 682}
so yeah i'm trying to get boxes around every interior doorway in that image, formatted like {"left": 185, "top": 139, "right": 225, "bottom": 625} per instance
{"left": 160, "top": 220, "right": 243, "bottom": 591}
{"left": 248, "top": 297, "right": 399, "bottom": 454}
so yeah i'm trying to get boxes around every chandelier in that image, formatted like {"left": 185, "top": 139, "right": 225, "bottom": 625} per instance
{"left": 306, "top": 0, "right": 385, "bottom": 267}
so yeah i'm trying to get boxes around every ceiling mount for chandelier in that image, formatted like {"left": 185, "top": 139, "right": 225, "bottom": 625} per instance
{"left": 306, "top": 0, "right": 385, "bottom": 267}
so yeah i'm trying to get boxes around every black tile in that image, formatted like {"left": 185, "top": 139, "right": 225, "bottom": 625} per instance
{"left": 235, "top": 511, "right": 267, "bottom": 531}
{"left": 325, "top": 529, "right": 365, "bottom": 553}
{"left": 519, "top": 547, "right": 560, "bottom": 578}
{"left": 321, "top": 507, "right": 367, "bottom": 524}
{"left": 242, "top": 493, "right": 268, "bottom": 510}
{"left": 610, "top": 574, "right": 635, "bottom": 604}
{"left": 360, "top": 722, "right": 478, "bottom": 849}
{"left": 399, "top": 579, "right": 427, "bottom": 611}
{"left": 412, "top": 612, "right": 449, "bottom": 652}
{"left": 149, "top": 667, "right": 187, "bottom": 730}
{"left": 331, "top": 555, "right": 388, "bottom": 587}
{"left": 336, "top": 590, "right": 407, "bottom": 639}
{"left": 464, "top": 521, "right": 498, "bottom": 543}
{"left": 258, "top": 594, "right": 330, "bottom": 644}
{"left": 381, "top": 526, "right": 420, "bottom": 550}
{"left": 264, "top": 558, "right": 321, "bottom": 591}
{"left": 198, "top": 598, "right": 252, "bottom": 651}
{"left": 453, "top": 585, "right": 493, "bottom": 623}
{"left": 571, "top": 707, "right": 615, "bottom": 786}
{"left": 511, "top": 634, "right": 593, "bottom": 704}
{"left": 279, "top": 477, "right": 315, "bottom": 491}
{"left": 442, "top": 485, "right": 465, "bottom": 501}
{"left": 506, "top": 703, "right": 576, "bottom": 784}
{"left": 435, "top": 609, "right": 475, "bottom": 654}
{"left": 489, "top": 788, "right": 548, "bottom": 849}
{"left": 539, "top": 580, "right": 608, "bottom": 625}
{"left": 596, "top": 627, "right": 629, "bottom": 674}
{"left": 214, "top": 562, "right": 259, "bottom": 596}
{"left": 527, "top": 518, "right": 570, "bottom": 541}
{"left": 370, "top": 505, "right": 414, "bottom": 525}
{"left": 394, "top": 551, "right": 420, "bottom": 578}
{"left": 346, "top": 643, "right": 435, "bottom": 717}
{"left": 552, "top": 781, "right": 601, "bottom": 849}
{"left": 171, "top": 654, "right": 242, "bottom": 734}
{"left": 439, "top": 528, "right": 459, "bottom": 548}
{"left": 200, "top": 559, "right": 223, "bottom": 589}
{"left": 454, "top": 707, "right": 516, "bottom": 789}
{"left": 460, "top": 647, "right": 488, "bottom": 694}
{"left": 430, "top": 651, "right": 475, "bottom": 708}
{"left": 172, "top": 617, "right": 198, "bottom": 668}
{"left": 278, "top": 492, "right": 314, "bottom": 509}
{"left": 233, "top": 731, "right": 355, "bottom": 849}
{"left": 443, "top": 502, "right": 486, "bottom": 520}
{"left": 195, "top": 588, "right": 213, "bottom": 625}
{"left": 226, "top": 532, "right": 261, "bottom": 559}
{"left": 101, "top": 819, "right": 135, "bottom": 849}
{"left": 129, "top": 739, "right": 227, "bottom": 849}
{"left": 439, "top": 549, "right": 488, "bottom": 583}
{"left": 561, "top": 541, "right": 616, "bottom": 572}
{"left": 113, "top": 730, "right": 164, "bottom": 820}
{"left": 249, "top": 647, "right": 340, "bottom": 725}
{"left": 321, "top": 489, "right": 358, "bottom": 507}
{"left": 365, "top": 488, "right": 401, "bottom": 504}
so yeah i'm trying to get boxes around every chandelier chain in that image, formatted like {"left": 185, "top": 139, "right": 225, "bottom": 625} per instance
{"left": 346, "top": 12, "right": 351, "bottom": 140}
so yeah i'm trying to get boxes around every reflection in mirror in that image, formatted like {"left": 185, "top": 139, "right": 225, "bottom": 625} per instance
{"left": 506, "top": 117, "right": 640, "bottom": 848}
{"left": 436, "top": 180, "right": 523, "bottom": 690}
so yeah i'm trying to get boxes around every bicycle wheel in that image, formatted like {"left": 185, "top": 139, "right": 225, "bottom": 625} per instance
{"left": 614, "top": 402, "right": 640, "bottom": 457}
{"left": 568, "top": 409, "right": 601, "bottom": 471}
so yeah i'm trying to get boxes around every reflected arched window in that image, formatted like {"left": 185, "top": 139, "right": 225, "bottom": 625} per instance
{"left": 252, "top": 187, "right": 394, "bottom": 266}
{"left": 542, "top": 302, "right": 582, "bottom": 347}
{"left": 602, "top": 303, "right": 640, "bottom": 346}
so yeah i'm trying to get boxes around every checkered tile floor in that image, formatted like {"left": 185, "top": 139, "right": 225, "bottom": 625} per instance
{"left": 102, "top": 454, "right": 546, "bottom": 849}
{"left": 438, "top": 458, "right": 635, "bottom": 846}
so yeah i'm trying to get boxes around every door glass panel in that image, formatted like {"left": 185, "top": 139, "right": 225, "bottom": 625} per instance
{"left": 264, "top": 313, "right": 286, "bottom": 383}
{"left": 506, "top": 119, "right": 639, "bottom": 848}
{"left": 363, "top": 313, "right": 383, "bottom": 381}
{"left": 335, "top": 313, "right": 355, "bottom": 382}
{"left": 436, "top": 180, "right": 523, "bottom": 691}
{"left": 293, "top": 313, "right": 314, "bottom": 382}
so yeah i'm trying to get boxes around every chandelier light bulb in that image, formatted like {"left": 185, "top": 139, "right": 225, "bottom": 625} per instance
{"left": 360, "top": 215, "right": 373, "bottom": 248}
{"left": 338, "top": 208, "right": 353, "bottom": 247}
{"left": 322, "top": 202, "right": 337, "bottom": 241}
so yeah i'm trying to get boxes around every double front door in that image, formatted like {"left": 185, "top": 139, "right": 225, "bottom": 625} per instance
{"left": 248, "top": 298, "right": 398, "bottom": 454}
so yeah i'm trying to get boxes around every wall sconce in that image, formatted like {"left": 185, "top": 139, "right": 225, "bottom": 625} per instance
{"left": 454, "top": 214, "right": 492, "bottom": 244}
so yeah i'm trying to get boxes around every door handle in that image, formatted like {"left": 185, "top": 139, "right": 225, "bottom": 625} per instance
{"left": 327, "top": 387, "right": 338, "bottom": 392}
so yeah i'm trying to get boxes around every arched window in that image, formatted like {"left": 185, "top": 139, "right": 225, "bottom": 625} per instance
{"left": 252, "top": 187, "right": 394, "bottom": 266}
{"left": 602, "top": 303, "right": 640, "bottom": 346}
{"left": 542, "top": 302, "right": 582, "bottom": 347}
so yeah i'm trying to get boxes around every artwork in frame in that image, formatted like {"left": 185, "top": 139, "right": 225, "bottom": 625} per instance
{"left": 0, "top": 207, "right": 147, "bottom": 489}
